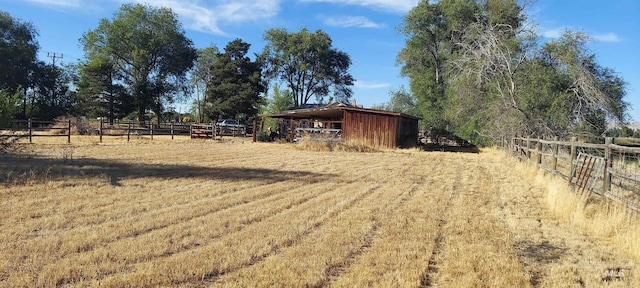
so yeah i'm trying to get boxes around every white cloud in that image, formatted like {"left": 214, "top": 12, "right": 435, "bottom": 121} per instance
{"left": 300, "top": 0, "right": 419, "bottom": 13}
{"left": 23, "top": 0, "right": 82, "bottom": 8}
{"left": 592, "top": 32, "right": 621, "bottom": 43}
{"left": 541, "top": 28, "right": 621, "bottom": 43}
{"left": 355, "top": 80, "right": 389, "bottom": 89}
{"left": 124, "top": 0, "right": 281, "bottom": 35}
{"left": 541, "top": 29, "right": 562, "bottom": 39}
{"left": 323, "top": 15, "right": 384, "bottom": 28}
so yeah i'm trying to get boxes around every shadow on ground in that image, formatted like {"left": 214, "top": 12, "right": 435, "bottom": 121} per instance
{"left": 419, "top": 143, "right": 481, "bottom": 153}
{"left": 0, "top": 152, "right": 333, "bottom": 187}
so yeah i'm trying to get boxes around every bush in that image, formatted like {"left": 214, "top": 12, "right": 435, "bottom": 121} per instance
{"left": 52, "top": 116, "right": 96, "bottom": 135}
{"left": 256, "top": 130, "right": 271, "bottom": 142}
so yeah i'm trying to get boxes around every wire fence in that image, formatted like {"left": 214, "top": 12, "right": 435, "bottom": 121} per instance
{"left": 512, "top": 137, "right": 640, "bottom": 213}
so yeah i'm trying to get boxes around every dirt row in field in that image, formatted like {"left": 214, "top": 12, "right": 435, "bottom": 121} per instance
{"left": 0, "top": 139, "right": 637, "bottom": 287}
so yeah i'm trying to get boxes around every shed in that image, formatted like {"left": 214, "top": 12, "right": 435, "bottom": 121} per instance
{"left": 263, "top": 103, "right": 420, "bottom": 148}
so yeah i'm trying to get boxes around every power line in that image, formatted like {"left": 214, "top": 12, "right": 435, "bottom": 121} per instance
{"left": 47, "top": 52, "right": 64, "bottom": 67}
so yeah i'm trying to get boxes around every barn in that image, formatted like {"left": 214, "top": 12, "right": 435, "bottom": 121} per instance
{"left": 262, "top": 103, "right": 420, "bottom": 149}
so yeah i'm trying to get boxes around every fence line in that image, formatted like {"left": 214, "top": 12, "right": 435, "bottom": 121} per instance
{"left": 512, "top": 137, "right": 640, "bottom": 213}
{"left": 2, "top": 119, "right": 71, "bottom": 143}
{"left": 1, "top": 119, "right": 255, "bottom": 143}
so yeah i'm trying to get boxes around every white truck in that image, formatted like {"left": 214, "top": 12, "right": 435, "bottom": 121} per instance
{"left": 216, "top": 119, "right": 246, "bottom": 136}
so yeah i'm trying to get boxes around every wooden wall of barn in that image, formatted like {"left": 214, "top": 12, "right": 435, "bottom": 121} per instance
{"left": 342, "top": 110, "right": 418, "bottom": 148}
{"left": 395, "top": 116, "right": 419, "bottom": 148}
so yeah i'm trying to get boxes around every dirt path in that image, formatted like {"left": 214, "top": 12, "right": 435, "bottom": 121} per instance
{"left": 426, "top": 151, "right": 637, "bottom": 287}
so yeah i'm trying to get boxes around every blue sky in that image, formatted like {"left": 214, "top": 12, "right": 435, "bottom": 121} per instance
{"left": 3, "top": 0, "right": 639, "bottom": 121}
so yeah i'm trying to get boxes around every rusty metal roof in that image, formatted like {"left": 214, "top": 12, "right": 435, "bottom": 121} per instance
{"left": 263, "top": 103, "right": 421, "bottom": 120}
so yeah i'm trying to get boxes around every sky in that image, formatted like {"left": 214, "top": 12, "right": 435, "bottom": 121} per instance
{"left": 2, "top": 0, "right": 639, "bottom": 122}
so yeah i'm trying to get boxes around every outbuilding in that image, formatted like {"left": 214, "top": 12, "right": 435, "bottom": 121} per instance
{"left": 262, "top": 103, "right": 420, "bottom": 149}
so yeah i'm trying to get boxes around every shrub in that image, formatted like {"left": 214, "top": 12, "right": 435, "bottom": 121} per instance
{"left": 52, "top": 116, "right": 96, "bottom": 135}
{"left": 256, "top": 130, "right": 271, "bottom": 142}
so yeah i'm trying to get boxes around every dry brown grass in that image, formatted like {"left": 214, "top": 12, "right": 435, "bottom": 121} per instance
{"left": 0, "top": 140, "right": 637, "bottom": 287}
{"left": 295, "top": 137, "right": 385, "bottom": 152}
{"left": 541, "top": 165, "right": 640, "bottom": 262}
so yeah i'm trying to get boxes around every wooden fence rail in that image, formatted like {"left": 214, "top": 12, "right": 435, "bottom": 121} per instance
{"left": 2, "top": 119, "right": 71, "bottom": 143}
{"left": 1, "top": 119, "right": 254, "bottom": 143}
{"left": 512, "top": 137, "right": 640, "bottom": 213}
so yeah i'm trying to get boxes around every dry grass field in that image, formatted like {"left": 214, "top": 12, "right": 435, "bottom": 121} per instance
{"left": 1, "top": 136, "right": 638, "bottom": 287}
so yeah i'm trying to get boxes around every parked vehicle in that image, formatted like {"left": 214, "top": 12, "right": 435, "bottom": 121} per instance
{"left": 216, "top": 119, "right": 246, "bottom": 136}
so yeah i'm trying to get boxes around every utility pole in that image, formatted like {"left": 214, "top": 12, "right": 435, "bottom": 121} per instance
{"left": 47, "top": 52, "right": 63, "bottom": 105}
{"left": 47, "top": 52, "right": 63, "bottom": 67}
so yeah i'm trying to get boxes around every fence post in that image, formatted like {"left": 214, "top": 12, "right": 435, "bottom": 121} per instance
{"left": 127, "top": 121, "right": 131, "bottom": 142}
{"left": 525, "top": 138, "right": 531, "bottom": 161}
{"left": 67, "top": 119, "right": 71, "bottom": 143}
{"left": 99, "top": 120, "right": 103, "bottom": 143}
{"left": 552, "top": 136, "right": 559, "bottom": 173}
{"left": 150, "top": 124, "right": 154, "bottom": 140}
{"left": 536, "top": 138, "right": 542, "bottom": 167}
{"left": 28, "top": 118, "right": 33, "bottom": 143}
{"left": 603, "top": 137, "right": 613, "bottom": 193}
{"left": 252, "top": 120, "right": 257, "bottom": 143}
{"left": 569, "top": 136, "right": 577, "bottom": 185}
{"left": 213, "top": 122, "right": 216, "bottom": 140}
{"left": 171, "top": 122, "right": 174, "bottom": 140}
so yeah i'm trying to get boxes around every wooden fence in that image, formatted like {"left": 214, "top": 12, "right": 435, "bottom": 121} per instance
{"left": 2, "top": 119, "right": 72, "bottom": 143}
{"left": 512, "top": 137, "right": 640, "bottom": 213}
{"left": 1, "top": 119, "right": 255, "bottom": 143}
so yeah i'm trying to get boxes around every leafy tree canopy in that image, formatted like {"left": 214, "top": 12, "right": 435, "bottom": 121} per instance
{"left": 205, "top": 39, "right": 265, "bottom": 122}
{"left": 0, "top": 11, "right": 39, "bottom": 94}
{"left": 80, "top": 3, "right": 197, "bottom": 123}
{"left": 399, "top": 0, "right": 628, "bottom": 145}
{"left": 262, "top": 28, "right": 354, "bottom": 107}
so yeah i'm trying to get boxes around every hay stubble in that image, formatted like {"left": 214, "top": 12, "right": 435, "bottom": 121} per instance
{"left": 0, "top": 139, "right": 637, "bottom": 287}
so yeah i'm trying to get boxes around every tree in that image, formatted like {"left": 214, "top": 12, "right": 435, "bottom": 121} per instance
{"left": 539, "top": 31, "right": 627, "bottom": 136}
{"left": 77, "top": 59, "right": 132, "bottom": 123}
{"left": 258, "top": 83, "right": 294, "bottom": 133}
{"left": 205, "top": 39, "right": 265, "bottom": 122}
{"left": 80, "top": 4, "right": 197, "bottom": 123}
{"left": 371, "top": 87, "right": 417, "bottom": 115}
{"left": 0, "top": 88, "right": 22, "bottom": 151}
{"left": 28, "top": 62, "right": 78, "bottom": 120}
{"left": 190, "top": 46, "right": 220, "bottom": 122}
{"left": 0, "top": 88, "right": 20, "bottom": 127}
{"left": 449, "top": 22, "right": 627, "bottom": 143}
{"left": 0, "top": 11, "right": 39, "bottom": 118}
{"left": 262, "top": 28, "right": 354, "bottom": 107}
{"left": 398, "top": 0, "right": 525, "bottom": 135}
{"left": 397, "top": 0, "right": 481, "bottom": 130}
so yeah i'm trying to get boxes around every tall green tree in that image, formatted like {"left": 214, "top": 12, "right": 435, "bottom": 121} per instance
{"left": 206, "top": 39, "right": 265, "bottom": 122}
{"left": 539, "top": 31, "right": 627, "bottom": 136}
{"left": 77, "top": 59, "right": 132, "bottom": 123}
{"left": 80, "top": 4, "right": 197, "bottom": 123}
{"left": 28, "top": 62, "right": 78, "bottom": 120}
{"left": 190, "top": 46, "right": 220, "bottom": 123}
{"left": 449, "top": 22, "right": 627, "bottom": 142}
{"left": 398, "top": 0, "right": 524, "bottom": 132}
{"left": 0, "top": 11, "right": 39, "bottom": 118}
{"left": 398, "top": 0, "right": 480, "bottom": 129}
{"left": 261, "top": 28, "right": 354, "bottom": 107}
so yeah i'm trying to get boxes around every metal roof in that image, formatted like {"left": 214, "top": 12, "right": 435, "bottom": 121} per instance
{"left": 263, "top": 103, "right": 421, "bottom": 120}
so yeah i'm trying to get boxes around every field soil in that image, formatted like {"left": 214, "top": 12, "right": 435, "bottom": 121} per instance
{"left": 0, "top": 137, "right": 637, "bottom": 287}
